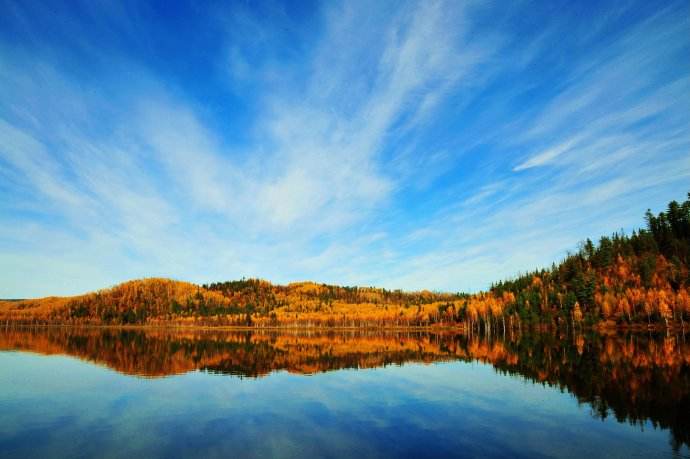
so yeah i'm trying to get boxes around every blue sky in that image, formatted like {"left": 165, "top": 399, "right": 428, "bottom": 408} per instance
{"left": 0, "top": 0, "right": 688, "bottom": 298}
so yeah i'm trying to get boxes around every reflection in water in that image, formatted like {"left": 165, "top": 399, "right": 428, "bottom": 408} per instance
{"left": 1, "top": 326, "right": 689, "bottom": 451}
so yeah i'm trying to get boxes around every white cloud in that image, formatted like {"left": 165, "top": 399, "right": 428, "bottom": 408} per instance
{"left": 0, "top": 0, "right": 688, "bottom": 297}
{"left": 513, "top": 135, "right": 582, "bottom": 171}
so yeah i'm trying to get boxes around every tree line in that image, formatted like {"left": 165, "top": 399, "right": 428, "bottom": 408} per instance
{"left": 1, "top": 192, "right": 688, "bottom": 330}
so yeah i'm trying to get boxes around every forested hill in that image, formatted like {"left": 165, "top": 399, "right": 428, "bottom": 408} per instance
{"left": 1, "top": 193, "right": 688, "bottom": 330}
{"left": 490, "top": 192, "right": 690, "bottom": 329}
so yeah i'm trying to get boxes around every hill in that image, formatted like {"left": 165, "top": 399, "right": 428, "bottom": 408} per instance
{"left": 1, "top": 193, "right": 688, "bottom": 330}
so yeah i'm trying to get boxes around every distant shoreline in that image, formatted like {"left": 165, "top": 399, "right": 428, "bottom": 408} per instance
{"left": 2, "top": 321, "right": 686, "bottom": 334}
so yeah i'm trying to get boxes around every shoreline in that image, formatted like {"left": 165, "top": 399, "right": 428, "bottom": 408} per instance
{"left": 1, "top": 321, "right": 687, "bottom": 334}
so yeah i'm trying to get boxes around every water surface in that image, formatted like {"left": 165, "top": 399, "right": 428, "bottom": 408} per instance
{"left": 0, "top": 327, "right": 688, "bottom": 458}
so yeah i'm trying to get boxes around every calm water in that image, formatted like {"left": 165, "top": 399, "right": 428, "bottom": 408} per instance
{"left": 0, "top": 328, "right": 688, "bottom": 459}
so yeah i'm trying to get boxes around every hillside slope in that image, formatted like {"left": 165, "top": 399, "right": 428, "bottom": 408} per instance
{"left": 1, "top": 193, "right": 688, "bottom": 329}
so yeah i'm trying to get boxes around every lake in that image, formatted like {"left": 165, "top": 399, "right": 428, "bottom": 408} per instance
{"left": 0, "top": 327, "right": 688, "bottom": 458}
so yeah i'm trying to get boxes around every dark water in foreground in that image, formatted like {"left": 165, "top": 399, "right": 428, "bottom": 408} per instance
{"left": 0, "top": 328, "right": 688, "bottom": 459}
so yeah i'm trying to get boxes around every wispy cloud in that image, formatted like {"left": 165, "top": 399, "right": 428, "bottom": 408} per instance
{"left": 513, "top": 136, "right": 582, "bottom": 171}
{"left": 0, "top": 0, "right": 688, "bottom": 297}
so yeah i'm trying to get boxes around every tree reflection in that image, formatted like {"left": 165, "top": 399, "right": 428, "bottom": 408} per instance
{"left": 1, "top": 327, "right": 688, "bottom": 449}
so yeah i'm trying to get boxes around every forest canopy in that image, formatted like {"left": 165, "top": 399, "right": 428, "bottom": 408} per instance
{"left": 1, "top": 193, "right": 688, "bottom": 330}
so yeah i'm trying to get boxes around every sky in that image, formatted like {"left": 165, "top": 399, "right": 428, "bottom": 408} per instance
{"left": 0, "top": 0, "right": 689, "bottom": 298}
